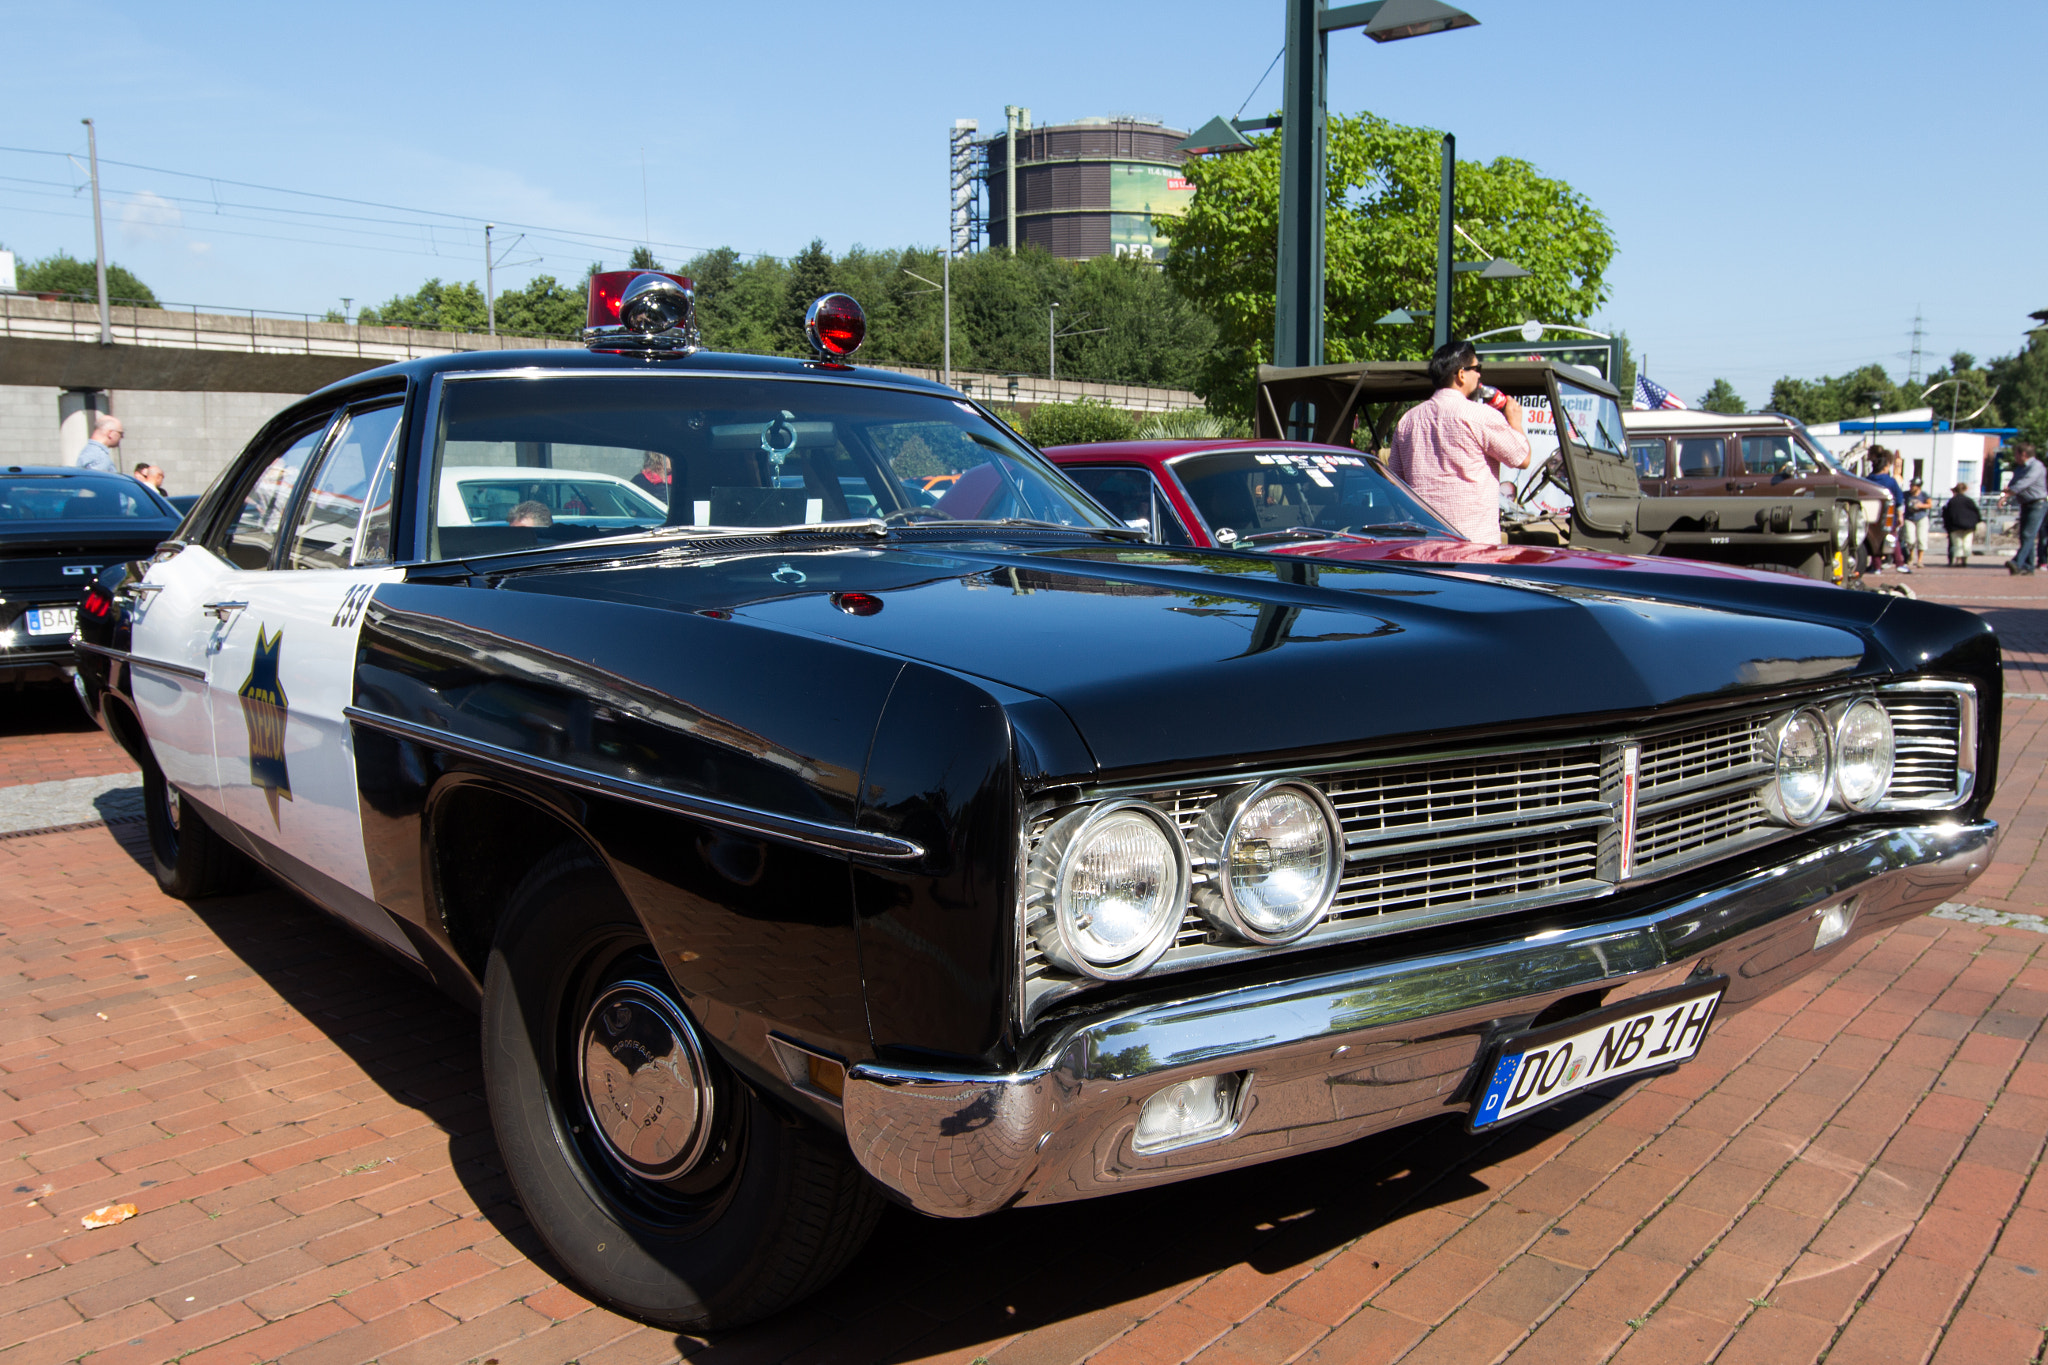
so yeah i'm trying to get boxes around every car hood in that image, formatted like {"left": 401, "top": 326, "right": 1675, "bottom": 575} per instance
{"left": 502, "top": 539, "right": 1896, "bottom": 778}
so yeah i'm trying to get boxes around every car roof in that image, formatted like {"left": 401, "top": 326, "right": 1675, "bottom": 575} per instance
{"left": 1042, "top": 438, "right": 1366, "bottom": 466}
{"left": 1622, "top": 411, "right": 1803, "bottom": 432}
{"left": 302, "top": 345, "right": 962, "bottom": 409}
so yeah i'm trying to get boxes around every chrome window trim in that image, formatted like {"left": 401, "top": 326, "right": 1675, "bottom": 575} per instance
{"left": 343, "top": 704, "right": 924, "bottom": 862}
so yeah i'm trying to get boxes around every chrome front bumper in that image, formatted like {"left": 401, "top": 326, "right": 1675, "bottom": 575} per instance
{"left": 844, "top": 819, "right": 1997, "bottom": 1217}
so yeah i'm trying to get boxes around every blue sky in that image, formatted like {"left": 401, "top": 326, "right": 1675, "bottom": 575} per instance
{"left": 4, "top": 0, "right": 2041, "bottom": 408}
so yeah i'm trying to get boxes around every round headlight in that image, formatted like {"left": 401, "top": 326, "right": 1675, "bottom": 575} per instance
{"left": 1773, "top": 708, "right": 1833, "bottom": 825}
{"left": 1834, "top": 698, "right": 1894, "bottom": 811}
{"left": 1193, "top": 781, "right": 1343, "bottom": 945}
{"left": 1032, "top": 801, "right": 1188, "bottom": 979}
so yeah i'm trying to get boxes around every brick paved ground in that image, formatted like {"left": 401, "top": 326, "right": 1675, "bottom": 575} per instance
{"left": 0, "top": 566, "right": 2043, "bottom": 1365}
{"left": 0, "top": 689, "right": 136, "bottom": 791}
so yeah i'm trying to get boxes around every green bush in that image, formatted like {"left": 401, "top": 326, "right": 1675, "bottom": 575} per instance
{"left": 1023, "top": 398, "right": 1138, "bottom": 448}
{"left": 1134, "top": 408, "right": 1250, "bottom": 440}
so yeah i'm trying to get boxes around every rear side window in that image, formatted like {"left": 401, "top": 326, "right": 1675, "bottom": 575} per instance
{"left": 1630, "top": 441, "right": 1666, "bottom": 480}
{"left": 0, "top": 476, "right": 166, "bottom": 520}
{"left": 1675, "top": 438, "right": 1726, "bottom": 478}
{"left": 216, "top": 421, "right": 331, "bottom": 570}
{"left": 288, "top": 403, "right": 403, "bottom": 570}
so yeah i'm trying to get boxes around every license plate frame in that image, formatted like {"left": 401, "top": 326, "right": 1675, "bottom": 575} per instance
{"left": 1469, "top": 976, "right": 1726, "bottom": 1131}
{"left": 24, "top": 606, "right": 76, "bottom": 637}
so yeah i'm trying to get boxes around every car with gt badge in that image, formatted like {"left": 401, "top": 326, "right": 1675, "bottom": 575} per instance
{"left": 75, "top": 272, "right": 2002, "bottom": 1331}
{"left": 0, "top": 465, "right": 181, "bottom": 685}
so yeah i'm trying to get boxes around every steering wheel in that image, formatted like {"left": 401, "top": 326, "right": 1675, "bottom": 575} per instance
{"left": 1514, "top": 454, "right": 1571, "bottom": 510}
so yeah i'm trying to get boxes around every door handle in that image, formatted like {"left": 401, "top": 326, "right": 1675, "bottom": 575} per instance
{"left": 121, "top": 582, "right": 165, "bottom": 598}
{"left": 201, "top": 600, "right": 248, "bottom": 622}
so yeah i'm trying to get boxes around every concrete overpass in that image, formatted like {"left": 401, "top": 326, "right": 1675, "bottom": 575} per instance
{"left": 0, "top": 295, "right": 1200, "bottom": 492}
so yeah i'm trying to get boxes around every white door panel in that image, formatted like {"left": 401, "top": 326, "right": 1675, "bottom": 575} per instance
{"left": 208, "top": 567, "right": 402, "bottom": 905}
{"left": 128, "top": 546, "right": 240, "bottom": 812}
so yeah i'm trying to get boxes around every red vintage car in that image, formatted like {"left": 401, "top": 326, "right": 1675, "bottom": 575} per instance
{"left": 1043, "top": 438, "right": 1798, "bottom": 582}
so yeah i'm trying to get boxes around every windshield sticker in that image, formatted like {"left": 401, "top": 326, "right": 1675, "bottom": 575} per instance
{"left": 1306, "top": 468, "right": 1333, "bottom": 488}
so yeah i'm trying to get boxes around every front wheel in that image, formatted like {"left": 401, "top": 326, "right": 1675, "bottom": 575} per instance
{"left": 481, "top": 849, "right": 882, "bottom": 1331}
{"left": 141, "top": 748, "right": 253, "bottom": 899}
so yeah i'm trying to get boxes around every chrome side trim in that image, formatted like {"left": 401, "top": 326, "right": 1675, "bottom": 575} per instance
{"left": 73, "top": 640, "right": 206, "bottom": 682}
{"left": 342, "top": 704, "right": 924, "bottom": 862}
{"left": 853, "top": 818, "right": 1997, "bottom": 1217}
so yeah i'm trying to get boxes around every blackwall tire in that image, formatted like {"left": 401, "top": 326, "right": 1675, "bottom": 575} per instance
{"left": 141, "top": 749, "right": 252, "bottom": 900}
{"left": 481, "top": 848, "right": 882, "bottom": 1331}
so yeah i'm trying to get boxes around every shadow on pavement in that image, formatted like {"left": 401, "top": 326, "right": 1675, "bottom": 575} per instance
{"left": 0, "top": 681, "right": 99, "bottom": 737}
{"left": 106, "top": 820, "right": 1627, "bottom": 1358}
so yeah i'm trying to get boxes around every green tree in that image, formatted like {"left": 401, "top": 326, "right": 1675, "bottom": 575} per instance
{"left": 14, "top": 250, "right": 159, "bottom": 307}
{"left": 628, "top": 245, "right": 662, "bottom": 270}
{"left": 1162, "top": 111, "right": 1615, "bottom": 417}
{"left": 491, "top": 273, "right": 587, "bottom": 338}
{"left": 1988, "top": 336, "right": 2048, "bottom": 432}
{"left": 779, "top": 239, "right": 838, "bottom": 355}
{"left": 357, "top": 278, "right": 488, "bottom": 332}
{"left": 1698, "top": 378, "right": 1745, "bottom": 413}
{"left": 1022, "top": 398, "right": 1138, "bottom": 446}
{"left": 1766, "top": 364, "right": 1911, "bottom": 424}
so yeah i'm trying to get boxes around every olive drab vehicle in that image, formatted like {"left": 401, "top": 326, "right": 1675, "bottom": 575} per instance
{"left": 1256, "top": 361, "right": 1856, "bottom": 582}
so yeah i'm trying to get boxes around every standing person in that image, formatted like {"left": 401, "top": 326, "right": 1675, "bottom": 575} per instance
{"left": 2001, "top": 444, "right": 2047, "bottom": 575}
{"left": 1866, "top": 449, "right": 1906, "bottom": 575}
{"left": 1387, "top": 339, "right": 1532, "bottom": 544}
{"left": 1902, "top": 477, "right": 1932, "bottom": 568}
{"left": 75, "top": 415, "right": 123, "bottom": 473}
{"left": 1941, "top": 482, "right": 1981, "bottom": 566}
{"left": 132, "top": 462, "right": 166, "bottom": 494}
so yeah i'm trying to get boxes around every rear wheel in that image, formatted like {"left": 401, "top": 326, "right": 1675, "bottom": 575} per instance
{"left": 141, "top": 749, "right": 253, "bottom": 899}
{"left": 481, "top": 849, "right": 881, "bottom": 1331}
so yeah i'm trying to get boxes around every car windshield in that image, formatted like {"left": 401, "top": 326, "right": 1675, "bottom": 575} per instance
{"left": 0, "top": 476, "right": 169, "bottom": 521}
{"left": 1555, "top": 380, "right": 1628, "bottom": 456}
{"left": 428, "top": 374, "right": 1116, "bottom": 558}
{"left": 1172, "top": 448, "right": 1453, "bottom": 542}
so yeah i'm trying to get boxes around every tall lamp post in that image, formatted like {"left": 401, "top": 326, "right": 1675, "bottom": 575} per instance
{"left": 1273, "top": 0, "right": 1478, "bottom": 374}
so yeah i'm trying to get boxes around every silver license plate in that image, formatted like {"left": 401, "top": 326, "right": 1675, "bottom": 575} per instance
{"left": 1471, "top": 979, "right": 1724, "bottom": 1130}
{"left": 25, "top": 607, "right": 76, "bottom": 636}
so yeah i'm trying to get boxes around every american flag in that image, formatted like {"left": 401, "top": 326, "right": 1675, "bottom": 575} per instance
{"left": 1634, "top": 374, "right": 1685, "bottom": 410}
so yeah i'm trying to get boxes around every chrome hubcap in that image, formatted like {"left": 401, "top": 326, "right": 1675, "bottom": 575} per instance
{"left": 576, "top": 982, "right": 714, "bottom": 1181}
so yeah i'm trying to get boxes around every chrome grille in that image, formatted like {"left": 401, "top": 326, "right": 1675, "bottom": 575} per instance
{"left": 1021, "top": 681, "right": 1975, "bottom": 1019}
{"left": 1880, "top": 690, "right": 1966, "bottom": 804}
{"left": 1635, "top": 788, "right": 1774, "bottom": 871}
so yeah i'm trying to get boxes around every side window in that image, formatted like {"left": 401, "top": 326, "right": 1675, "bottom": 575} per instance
{"left": 1063, "top": 466, "right": 1153, "bottom": 527}
{"left": 213, "top": 420, "right": 331, "bottom": 570}
{"left": 1741, "top": 434, "right": 1799, "bottom": 478}
{"left": 1675, "top": 437, "right": 1726, "bottom": 478}
{"left": 1630, "top": 440, "right": 1667, "bottom": 480}
{"left": 288, "top": 403, "right": 403, "bottom": 570}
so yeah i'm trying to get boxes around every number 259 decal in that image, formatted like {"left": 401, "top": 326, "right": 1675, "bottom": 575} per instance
{"left": 331, "top": 583, "right": 374, "bottom": 629}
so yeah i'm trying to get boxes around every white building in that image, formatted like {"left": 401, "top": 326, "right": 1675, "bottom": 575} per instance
{"left": 1806, "top": 407, "right": 2004, "bottom": 496}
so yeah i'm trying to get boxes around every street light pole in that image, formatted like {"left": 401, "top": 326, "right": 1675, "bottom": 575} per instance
{"left": 484, "top": 224, "right": 496, "bottom": 337}
{"left": 1273, "top": 0, "right": 1326, "bottom": 373}
{"left": 1433, "top": 131, "right": 1454, "bottom": 350}
{"left": 81, "top": 119, "right": 110, "bottom": 347}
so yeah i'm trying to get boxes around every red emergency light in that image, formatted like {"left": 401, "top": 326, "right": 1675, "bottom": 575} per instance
{"left": 586, "top": 270, "right": 694, "bottom": 331}
{"left": 804, "top": 294, "right": 866, "bottom": 362}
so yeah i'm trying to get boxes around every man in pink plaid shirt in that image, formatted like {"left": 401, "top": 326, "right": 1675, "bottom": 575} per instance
{"left": 1388, "top": 340, "right": 1532, "bottom": 544}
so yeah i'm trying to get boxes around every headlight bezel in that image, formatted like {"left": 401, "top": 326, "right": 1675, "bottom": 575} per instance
{"left": 1028, "top": 798, "right": 1190, "bottom": 980}
{"left": 1190, "top": 779, "right": 1345, "bottom": 946}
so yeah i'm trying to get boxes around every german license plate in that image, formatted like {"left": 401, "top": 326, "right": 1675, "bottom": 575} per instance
{"left": 25, "top": 606, "right": 76, "bottom": 636}
{"left": 1471, "top": 979, "right": 1724, "bottom": 1130}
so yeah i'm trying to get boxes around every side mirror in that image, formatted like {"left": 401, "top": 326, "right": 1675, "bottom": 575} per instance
{"left": 1125, "top": 517, "right": 1152, "bottom": 534}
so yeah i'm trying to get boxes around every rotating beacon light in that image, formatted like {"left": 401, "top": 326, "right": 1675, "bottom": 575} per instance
{"left": 583, "top": 270, "right": 699, "bottom": 352}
